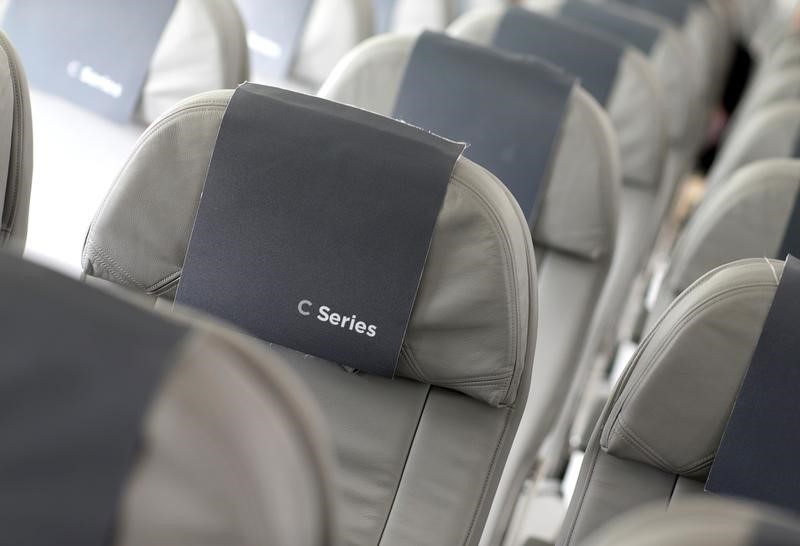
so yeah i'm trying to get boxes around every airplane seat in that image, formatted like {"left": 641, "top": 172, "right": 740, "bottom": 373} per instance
{"left": 728, "top": 68, "right": 800, "bottom": 139}
{"left": 0, "top": 253, "right": 336, "bottom": 546}
{"left": 319, "top": 32, "right": 620, "bottom": 544}
{"left": 0, "top": 0, "right": 248, "bottom": 276}
{"left": 0, "top": 30, "right": 32, "bottom": 255}
{"left": 558, "top": 258, "right": 788, "bottom": 545}
{"left": 81, "top": 88, "right": 538, "bottom": 545}
{"left": 706, "top": 101, "right": 800, "bottom": 190}
{"left": 450, "top": 6, "right": 667, "bottom": 367}
{"left": 608, "top": 0, "right": 734, "bottom": 105}
{"left": 584, "top": 497, "right": 800, "bottom": 546}
{"left": 648, "top": 158, "right": 800, "bottom": 328}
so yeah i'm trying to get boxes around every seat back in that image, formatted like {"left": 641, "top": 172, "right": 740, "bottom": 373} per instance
{"left": 82, "top": 89, "right": 538, "bottom": 545}
{"left": 450, "top": 7, "right": 666, "bottom": 372}
{"left": 609, "top": 0, "right": 733, "bottom": 102}
{"left": 585, "top": 498, "right": 800, "bottom": 546}
{"left": 707, "top": 101, "right": 800, "bottom": 190}
{"left": 0, "top": 30, "right": 31, "bottom": 254}
{"left": 0, "top": 253, "right": 336, "bottom": 546}
{"left": 559, "top": 258, "right": 786, "bottom": 545}
{"left": 653, "top": 159, "right": 800, "bottom": 323}
{"left": 730, "top": 68, "right": 800, "bottom": 138}
{"left": 1, "top": 0, "right": 248, "bottom": 276}
{"left": 320, "top": 32, "right": 619, "bottom": 543}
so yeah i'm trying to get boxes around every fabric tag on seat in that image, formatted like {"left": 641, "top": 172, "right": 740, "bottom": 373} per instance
{"left": 615, "top": 0, "right": 693, "bottom": 25}
{"left": 492, "top": 8, "right": 624, "bottom": 106}
{"left": 0, "top": 254, "right": 188, "bottom": 545}
{"left": 2, "top": 0, "right": 176, "bottom": 123}
{"left": 176, "top": 84, "right": 464, "bottom": 378}
{"left": 561, "top": 0, "right": 661, "bottom": 55}
{"left": 234, "top": 0, "right": 314, "bottom": 80}
{"left": 393, "top": 32, "right": 574, "bottom": 223}
{"left": 706, "top": 255, "right": 800, "bottom": 512}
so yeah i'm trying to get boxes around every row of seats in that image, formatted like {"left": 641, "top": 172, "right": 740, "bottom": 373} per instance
{"left": 2, "top": 1, "right": 800, "bottom": 545}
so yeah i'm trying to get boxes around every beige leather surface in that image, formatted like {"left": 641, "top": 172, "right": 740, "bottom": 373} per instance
{"left": 118, "top": 321, "right": 337, "bottom": 546}
{"left": 0, "top": 30, "right": 31, "bottom": 254}
{"left": 584, "top": 498, "right": 800, "bottom": 546}
{"left": 560, "top": 259, "right": 785, "bottom": 545}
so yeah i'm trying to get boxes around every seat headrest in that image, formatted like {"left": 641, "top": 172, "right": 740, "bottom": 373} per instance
{"left": 320, "top": 33, "right": 619, "bottom": 261}
{"left": 0, "top": 30, "right": 31, "bottom": 253}
{"left": 668, "top": 159, "right": 800, "bottom": 296}
{"left": 449, "top": 7, "right": 666, "bottom": 189}
{"left": 554, "top": 0, "right": 693, "bottom": 143}
{"left": 0, "top": 0, "right": 248, "bottom": 124}
{"left": 601, "top": 258, "right": 782, "bottom": 479}
{"left": 0, "top": 254, "right": 336, "bottom": 545}
{"left": 82, "top": 89, "right": 537, "bottom": 407}
{"left": 707, "top": 101, "right": 800, "bottom": 190}
{"left": 584, "top": 497, "right": 800, "bottom": 546}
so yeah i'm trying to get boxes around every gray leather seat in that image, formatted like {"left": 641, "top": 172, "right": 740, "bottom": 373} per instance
{"left": 0, "top": 31, "right": 31, "bottom": 255}
{"left": 319, "top": 32, "right": 620, "bottom": 543}
{"left": 247, "top": 0, "right": 373, "bottom": 91}
{"left": 0, "top": 0, "right": 248, "bottom": 276}
{"left": 707, "top": 101, "right": 800, "bottom": 190}
{"left": 450, "top": 7, "right": 666, "bottom": 376}
{"left": 81, "top": 89, "right": 538, "bottom": 545}
{"left": 0, "top": 253, "right": 336, "bottom": 546}
{"left": 559, "top": 258, "right": 787, "bottom": 545}
{"left": 584, "top": 497, "right": 800, "bottom": 546}
{"left": 729, "top": 68, "right": 800, "bottom": 140}
{"left": 650, "top": 159, "right": 800, "bottom": 324}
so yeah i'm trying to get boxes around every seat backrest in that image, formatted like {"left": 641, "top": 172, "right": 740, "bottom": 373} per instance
{"left": 449, "top": 7, "right": 666, "bottom": 197}
{"left": 549, "top": 0, "right": 694, "bottom": 150}
{"left": 732, "top": 68, "right": 800, "bottom": 134}
{"left": 653, "top": 159, "right": 800, "bottom": 323}
{"left": 609, "top": 0, "right": 733, "bottom": 102}
{"left": 584, "top": 498, "right": 800, "bottom": 546}
{"left": 319, "top": 32, "right": 619, "bottom": 543}
{"left": 0, "top": 253, "right": 336, "bottom": 546}
{"left": 81, "top": 88, "right": 538, "bottom": 546}
{"left": 559, "top": 258, "right": 785, "bottom": 545}
{"left": 707, "top": 101, "right": 800, "bottom": 190}
{"left": 1, "top": 0, "right": 248, "bottom": 276}
{"left": 0, "top": 30, "right": 31, "bottom": 255}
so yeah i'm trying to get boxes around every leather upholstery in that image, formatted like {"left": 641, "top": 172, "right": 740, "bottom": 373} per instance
{"left": 584, "top": 498, "right": 800, "bottom": 546}
{"left": 652, "top": 159, "right": 800, "bottom": 323}
{"left": 707, "top": 101, "right": 800, "bottom": 190}
{"left": 0, "top": 30, "right": 31, "bottom": 254}
{"left": 83, "top": 90, "right": 538, "bottom": 545}
{"left": 319, "top": 32, "right": 620, "bottom": 544}
{"left": 560, "top": 258, "right": 785, "bottom": 545}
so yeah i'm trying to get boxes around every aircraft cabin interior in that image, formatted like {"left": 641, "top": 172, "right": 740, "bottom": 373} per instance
{"left": 2, "top": 0, "right": 800, "bottom": 545}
